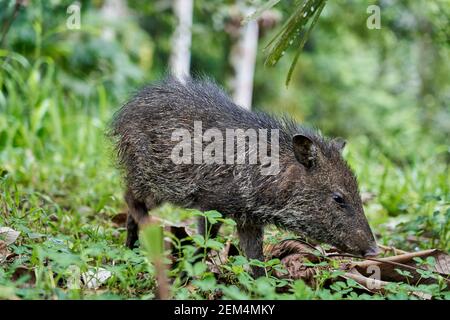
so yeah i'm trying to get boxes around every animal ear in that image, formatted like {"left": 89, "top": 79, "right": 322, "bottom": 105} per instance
{"left": 292, "top": 134, "right": 317, "bottom": 168}
{"left": 333, "top": 137, "right": 346, "bottom": 152}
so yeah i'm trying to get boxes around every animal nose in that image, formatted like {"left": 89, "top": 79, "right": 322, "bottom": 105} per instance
{"left": 363, "top": 245, "right": 380, "bottom": 257}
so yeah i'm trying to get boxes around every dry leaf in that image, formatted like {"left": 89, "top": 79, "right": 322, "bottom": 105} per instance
{"left": 378, "top": 244, "right": 408, "bottom": 255}
{"left": 265, "top": 239, "right": 450, "bottom": 299}
{"left": 352, "top": 249, "right": 450, "bottom": 285}
{"left": 265, "top": 240, "right": 330, "bottom": 286}
{"left": 11, "top": 266, "right": 36, "bottom": 286}
{"left": 274, "top": 253, "right": 318, "bottom": 286}
{"left": 111, "top": 212, "right": 127, "bottom": 227}
{"left": 81, "top": 268, "right": 112, "bottom": 289}
{"left": 266, "top": 240, "right": 320, "bottom": 262}
{"left": 0, "top": 240, "right": 11, "bottom": 263}
{"left": 0, "top": 227, "right": 20, "bottom": 245}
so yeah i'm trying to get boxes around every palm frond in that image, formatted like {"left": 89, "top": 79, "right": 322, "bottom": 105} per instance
{"left": 263, "top": 0, "right": 328, "bottom": 86}
{"left": 242, "top": 0, "right": 281, "bottom": 24}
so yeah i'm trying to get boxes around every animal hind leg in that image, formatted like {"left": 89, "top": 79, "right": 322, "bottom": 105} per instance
{"left": 126, "top": 215, "right": 139, "bottom": 249}
{"left": 124, "top": 188, "right": 157, "bottom": 248}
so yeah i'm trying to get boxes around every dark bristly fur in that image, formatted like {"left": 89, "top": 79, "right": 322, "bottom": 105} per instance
{"left": 109, "top": 76, "right": 378, "bottom": 277}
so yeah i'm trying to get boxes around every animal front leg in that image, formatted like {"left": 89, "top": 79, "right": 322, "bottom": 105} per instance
{"left": 236, "top": 223, "right": 265, "bottom": 277}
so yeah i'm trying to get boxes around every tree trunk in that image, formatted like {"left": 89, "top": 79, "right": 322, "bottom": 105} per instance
{"left": 170, "top": 0, "right": 194, "bottom": 81}
{"left": 101, "top": 0, "right": 129, "bottom": 40}
{"left": 230, "top": 7, "right": 259, "bottom": 110}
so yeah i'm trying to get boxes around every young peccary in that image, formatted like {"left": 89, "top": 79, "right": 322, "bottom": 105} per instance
{"left": 110, "top": 77, "right": 379, "bottom": 276}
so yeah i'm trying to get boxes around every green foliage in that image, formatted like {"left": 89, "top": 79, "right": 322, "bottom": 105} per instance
{"left": 169, "top": 212, "right": 448, "bottom": 300}
{"left": 262, "top": 0, "right": 327, "bottom": 85}
{"left": 140, "top": 224, "right": 164, "bottom": 260}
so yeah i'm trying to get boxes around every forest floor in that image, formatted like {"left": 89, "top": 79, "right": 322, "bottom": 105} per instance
{"left": 0, "top": 131, "right": 449, "bottom": 299}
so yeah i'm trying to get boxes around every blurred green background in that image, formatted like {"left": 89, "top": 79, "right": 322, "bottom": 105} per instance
{"left": 0, "top": 0, "right": 449, "bottom": 299}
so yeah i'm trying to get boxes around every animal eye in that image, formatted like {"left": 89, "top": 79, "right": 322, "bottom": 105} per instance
{"left": 333, "top": 192, "right": 345, "bottom": 204}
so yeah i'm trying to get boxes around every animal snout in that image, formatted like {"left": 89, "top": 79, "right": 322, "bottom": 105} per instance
{"left": 354, "top": 229, "right": 379, "bottom": 257}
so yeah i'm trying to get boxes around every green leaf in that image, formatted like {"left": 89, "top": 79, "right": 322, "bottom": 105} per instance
{"left": 140, "top": 224, "right": 164, "bottom": 262}
{"left": 263, "top": 0, "right": 328, "bottom": 86}
{"left": 425, "top": 256, "right": 436, "bottom": 267}
{"left": 249, "top": 259, "right": 266, "bottom": 267}
{"left": 285, "top": 0, "right": 327, "bottom": 86}
{"left": 254, "top": 277, "right": 275, "bottom": 295}
{"left": 191, "top": 234, "right": 206, "bottom": 247}
{"left": 291, "top": 279, "right": 314, "bottom": 299}
{"left": 221, "top": 218, "right": 237, "bottom": 226}
{"left": 231, "top": 255, "right": 249, "bottom": 266}
{"left": 266, "top": 258, "right": 281, "bottom": 266}
{"left": 203, "top": 210, "right": 222, "bottom": 224}
{"left": 416, "top": 268, "right": 433, "bottom": 279}
{"left": 220, "top": 285, "right": 250, "bottom": 300}
{"left": 394, "top": 268, "right": 413, "bottom": 278}
{"left": 193, "top": 261, "right": 208, "bottom": 276}
{"left": 192, "top": 275, "right": 216, "bottom": 291}
{"left": 243, "top": 0, "right": 281, "bottom": 24}
{"left": 205, "top": 239, "right": 224, "bottom": 251}
{"left": 184, "top": 262, "right": 194, "bottom": 277}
